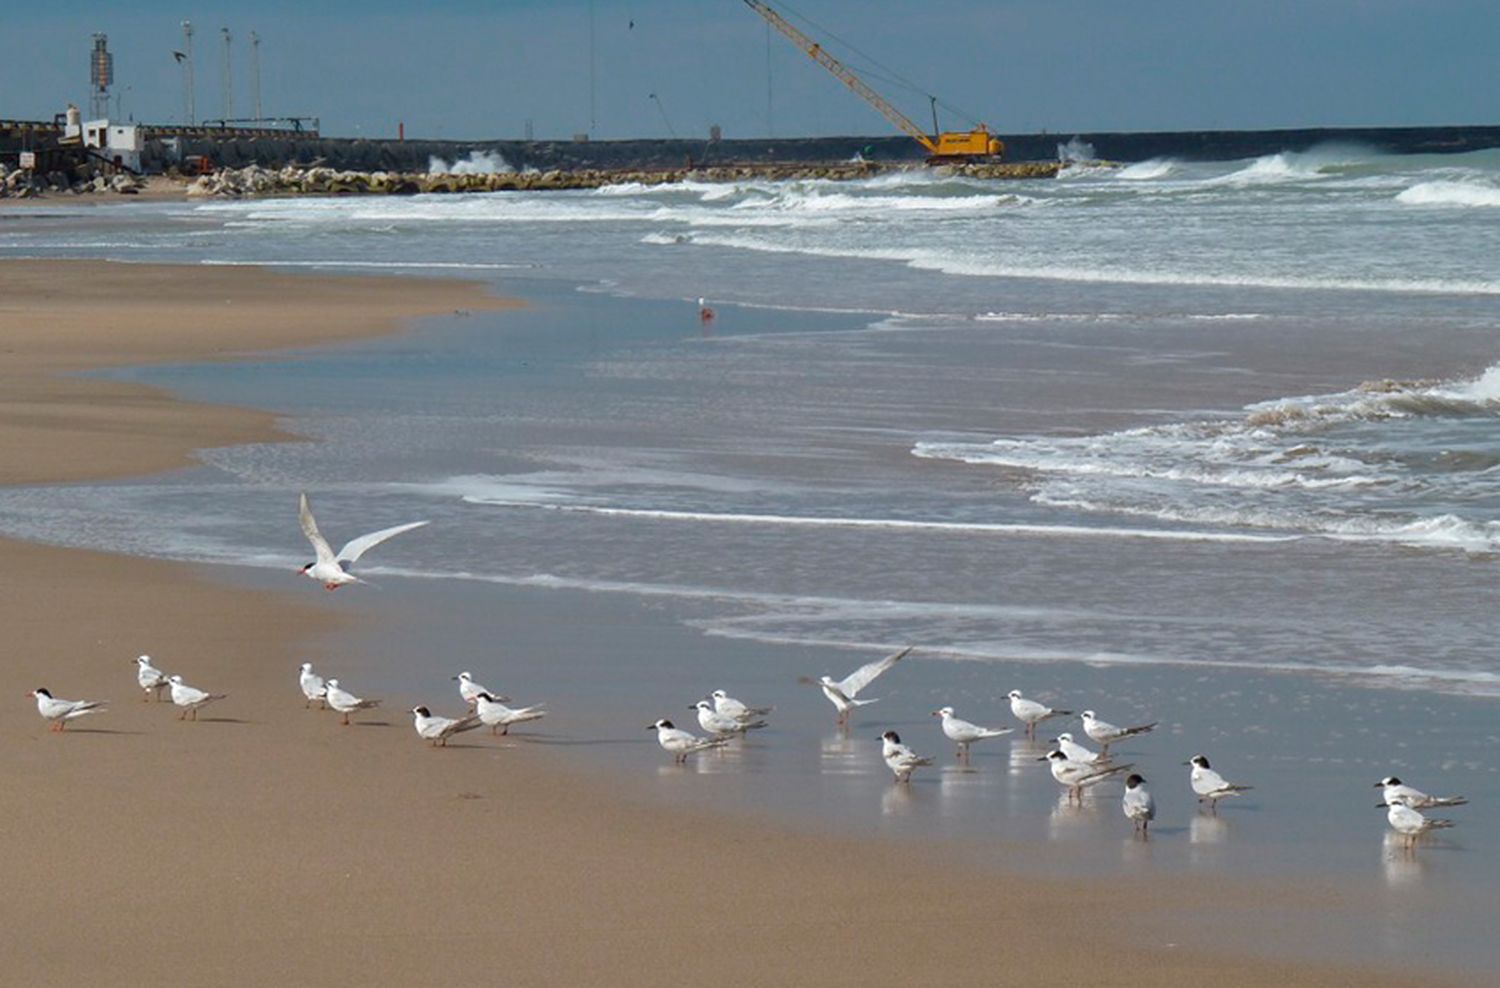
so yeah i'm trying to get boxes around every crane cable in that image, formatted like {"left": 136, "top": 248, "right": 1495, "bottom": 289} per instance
{"left": 768, "top": 0, "right": 990, "bottom": 130}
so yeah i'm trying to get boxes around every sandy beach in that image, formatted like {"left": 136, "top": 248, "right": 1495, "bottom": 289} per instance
{"left": 0, "top": 258, "right": 1462, "bottom": 985}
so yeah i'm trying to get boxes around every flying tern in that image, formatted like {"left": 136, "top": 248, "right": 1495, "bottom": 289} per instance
{"left": 692, "top": 699, "right": 767, "bottom": 737}
{"left": 1375, "top": 776, "right": 1466, "bottom": 809}
{"left": 881, "top": 730, "right": 933, "bottom": 783}
{"left": 168, "top": 674, "right": 227, "bottom": 721}
{"left": 298, "top": 662, "right": 327, "bottom": 709}
{"left": 30, "top": 688, "right": 107, "bottom": 731}
{"left": 325, "top": 678, "right": 381, "bottom": 726}
{"left": 1186, "top": 754, "right": 1252, "bottom": 813}
{"left": 1380, "top": 799, "right": 1456, "bottom": 849}
{"left": 931, "top": 706, "right": 1012, "bottom": 759}
{"left": 133, "top": 655, "right": 169, "bottom": 702}
{"left": 1007, "top": 690, "right": 1072, "bottom": 737}
{"left": 454, "top": 671, "right": 508, "bottom": 706}
{"left": 1080, "top": 710, "right": 1157, "bottom": 753}
{"left": 297, "top": 492, "right": 428, "bottom": 591}
{"left": 649, "top": 718, "right": 728, "bottom": 763}
{"left": 1123, "top": 774, "right": 1156, "bottom": 836}
{"left": 709, "top": 689, "right": 773, "bottom": 723}
{"left": 1053, "top": 731, "right": 1104, "bottom": 765}
{"left": 1042, "top": 749, "right": 1133, "bottom": 803}
{"left": 799, "top": 647, "right": 911, "bottom": 727}
{"left": 474, "top": 691, "right": 546, "bottom": 736}
{"left": 411, "top": 705, "right": 484, "bottom": 746}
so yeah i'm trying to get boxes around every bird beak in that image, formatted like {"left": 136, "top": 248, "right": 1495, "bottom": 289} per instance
{"left": 930, "top": 711, "right": 940, "bottom": 717}
{"left": 1036, "top": 755, "right": 1050, "bottom": 762}
{"left": 1375, "top": 802, "right": 1388, "bottom": 809}
{"left": 1371, "top": 782, "right": 1383, "bottom": 788}
{"left": 646, "top": 725, "right": 656, "bottom": 731}
{"left": 1181, "top": 761, "right": 1192, "bottom": 766}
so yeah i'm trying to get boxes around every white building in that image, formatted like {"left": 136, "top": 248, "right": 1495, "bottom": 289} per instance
{"left": 61, "top": 106, "right": 143, "bottom": 172}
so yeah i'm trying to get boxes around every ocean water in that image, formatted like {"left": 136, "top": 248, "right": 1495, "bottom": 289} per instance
{"left": 3, "top": 146, "right": 1499, "bottom": 965}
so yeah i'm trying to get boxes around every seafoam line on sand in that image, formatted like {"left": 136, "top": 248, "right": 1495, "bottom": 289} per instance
{"left": 458, "top": 496, "right": 1296, "bottom": 544}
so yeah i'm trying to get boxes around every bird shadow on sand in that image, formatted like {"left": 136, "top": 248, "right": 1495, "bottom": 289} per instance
{"left": 52, "top": 727, "right": 146, "bottom": 736}
{"left": 525, "top": 736, "right": 655, "bottom": 748}
{"left": 187, "top": 716, "right": 255, "bottom": 725}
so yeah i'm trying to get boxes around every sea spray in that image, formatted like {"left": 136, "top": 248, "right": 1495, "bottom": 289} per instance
{"left": 427, "top": 149, "right": 515, "bottom": 175}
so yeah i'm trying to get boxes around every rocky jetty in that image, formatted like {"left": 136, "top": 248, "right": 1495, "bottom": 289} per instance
{"left": 184, "top": 159, "right": 1065, "bottom": 198}
{"left": 2, "top": 165, "right": 144, "bottom": 198}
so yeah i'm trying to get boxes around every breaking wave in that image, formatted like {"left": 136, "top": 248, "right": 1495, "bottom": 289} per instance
{"left": 1396, "top": 179, "right": 1500, "bottom": 207}
{"left": 916, "top": 361, "right": 1500, "bottom": 553}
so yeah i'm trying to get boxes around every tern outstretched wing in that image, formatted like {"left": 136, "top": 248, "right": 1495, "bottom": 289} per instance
{"left": 337, "top": 520, "right": 430, "bottom": 565}
{"left": 835, "top": 646, "right": 912, "bottom": 699}
{"left": 298, "top": 493, "right": 339, "bottom": 566}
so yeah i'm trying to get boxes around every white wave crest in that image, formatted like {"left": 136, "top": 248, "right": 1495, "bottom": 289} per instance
{"left": 1117, "top": 158, "right": 1177, "bottom": 181}
{"left": 1396, "top": 179, "right": 1500, "bottom": 208}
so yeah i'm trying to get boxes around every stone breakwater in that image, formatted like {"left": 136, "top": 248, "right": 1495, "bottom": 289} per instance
{"left": 187, "top": 159, "right": 1065, "bottom": 197}
{"left": 2, "top": 165, "right": 145, "bottom": 198}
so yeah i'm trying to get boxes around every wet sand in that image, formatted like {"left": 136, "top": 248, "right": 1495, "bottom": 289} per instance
{"left": 0, "top": 258, "right": 1456, "bottom": 984}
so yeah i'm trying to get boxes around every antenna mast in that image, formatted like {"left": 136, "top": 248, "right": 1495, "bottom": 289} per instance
{"left": 181, "top": 21, "right": 196, "bottom": 124}
{"left": 251, "top": 31, "right": 262, "bottom": 121}
{"left": 220, "top": 27, "right": 233, "bottom": 121}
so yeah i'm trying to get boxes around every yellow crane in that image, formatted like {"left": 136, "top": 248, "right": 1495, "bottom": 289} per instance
{"left": 744, "top": 0, "right": 1002, "bottom": 161}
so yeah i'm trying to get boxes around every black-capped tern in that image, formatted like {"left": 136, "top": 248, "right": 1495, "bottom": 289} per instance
{"left": 474, "top": 691, "right": 546, "bottom": 736}
{"left": 1123, "top": 774, "right": 1156, "bottom": 836}
{"left": 880, "top": 730, "right": 933, "bottom": 783}
{"left": 412, "top": 705, "right": 484, "bottom": 746}
{"left": 1375, "top": 776, "right": 1467, "bottom": 809}
{"left": 1042, "top": 749, "right": 1132, "bottom": 803}
{"left": 1186, "top": 754, "right": 1252, "bottom": 813}
{"left": 649, "top": 718, "right": 728, "bottom": 763}
{"left": 30, "top": 688, "right": 107, "bottom": 731}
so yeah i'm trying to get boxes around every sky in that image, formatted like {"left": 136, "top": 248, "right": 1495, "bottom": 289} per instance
{"left": 1, "top": 1, "right": 1495, "bottom": 142}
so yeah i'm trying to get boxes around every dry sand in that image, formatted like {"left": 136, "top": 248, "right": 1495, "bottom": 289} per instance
{"left": 0, "top": 259, "right": 1448, "bottom": 985}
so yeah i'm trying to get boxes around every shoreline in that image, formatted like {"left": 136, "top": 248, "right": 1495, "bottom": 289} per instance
{"left": 0, "top": 257, "right": 1464, "bottom": 984}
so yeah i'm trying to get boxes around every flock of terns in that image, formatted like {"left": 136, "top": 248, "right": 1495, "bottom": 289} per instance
{"left": 27, "top": 495, "right": 1469, "bottom": 850}
{"left": 656, "top": 646, "right": 1469, "bottom": 849}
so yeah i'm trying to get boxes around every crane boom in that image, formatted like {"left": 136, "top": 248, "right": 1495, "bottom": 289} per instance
{"left": 744, "top": 0, "right": 1001, "bottom": 161}
{"left": 744, "top": 0, "right": 937, "bottom": 154}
